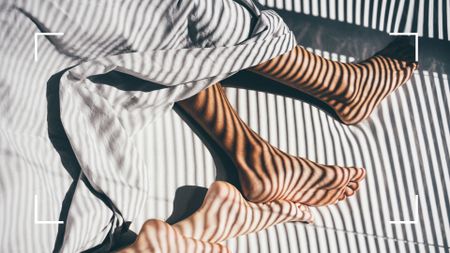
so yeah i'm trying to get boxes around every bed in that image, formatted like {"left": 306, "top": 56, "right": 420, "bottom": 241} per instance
{"left": 0, "top": 0, "right": 449, "bottom": 252}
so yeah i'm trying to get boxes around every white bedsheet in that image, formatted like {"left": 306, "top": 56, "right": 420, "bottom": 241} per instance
{"left": 0, "top": 0, "right": 449, "bottom": 253}
{"left": 0, "top": 0, "right": 294, "bottom": 252}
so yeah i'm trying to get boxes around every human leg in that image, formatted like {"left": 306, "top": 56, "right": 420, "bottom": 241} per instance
{"left": 176, "top": 83, "right": 365, "bottom": 204}
{"left": 249, "top": 39, "right": 417, "bottom": 124}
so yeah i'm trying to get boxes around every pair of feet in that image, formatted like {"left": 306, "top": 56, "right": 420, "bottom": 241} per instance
{"left": 177, "top": 81, "right": 366, "bottom": 207}
{"left": 122, "top": 39, "right": 417, "bottom": 252}
{"left": 120, "top": 181, "right": 313, "bottom": 253}
{"left": 173, "top": 38, "right": 416, "bottom": 207}
{"left": 224, "top": 38, "right": 415, "bottom": 204}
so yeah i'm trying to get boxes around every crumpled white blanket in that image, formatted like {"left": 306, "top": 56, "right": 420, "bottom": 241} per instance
{"left": 1, "top": 0, "right": 295, "bottom": 251}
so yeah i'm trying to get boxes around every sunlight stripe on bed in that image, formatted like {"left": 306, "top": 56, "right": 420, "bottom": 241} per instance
{"left": 257, "top": 0, "right": 450, "bottom": 41}
{"left": 133, "top": 61, "right": 450, "bottom": 252}
{"left": 1, "top": 1, "right": 449, "bottom": 252}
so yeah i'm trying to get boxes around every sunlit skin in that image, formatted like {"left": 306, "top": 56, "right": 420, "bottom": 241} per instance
{"left": 119, "top": 181, "right": 312, "bottom": 253}
{"left": 118, "top": 219, "right": 231, "bottom": 253}
{"left": 178, "top": 83, "right": 366, "bottom": 205}
{"left": 121, "top": 39, "right": 418, "bottom": 252}
{"left": 172, "top": 181, "right": 313, "bottom": 242}
{"left": 250, "top": 42, "right": 418, "bottom": 124}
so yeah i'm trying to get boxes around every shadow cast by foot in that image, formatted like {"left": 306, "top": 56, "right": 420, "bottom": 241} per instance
{"left": 165, "top": 185, "right": 208, "bottom": 225}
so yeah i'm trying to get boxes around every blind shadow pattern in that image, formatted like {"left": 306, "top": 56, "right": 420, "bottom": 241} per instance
{"left": 122, "top": 1, "right": 450, "bottom": 251}
{"left": 176, "top": 82, "right": 366, "bottom": 205}
{"left": 257, "top": 0, "right": 450, "bottom": 41}
{"left": 1, "top": 0, "right": 296, "bottom": 252}
{"left": 134, "top": 66, "right": 450, "bottom": 253}
{"left": 0, "top": 0, "right": 449, "bottom": 253}
{"left": 121, "top": 181, "right": 313, "bottom": 252}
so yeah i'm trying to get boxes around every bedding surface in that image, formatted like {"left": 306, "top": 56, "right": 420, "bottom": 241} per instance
{"left": 0, "top": 0, "right": 449, "bottom": 253}
{"left": 0, "top": 0, "right": 294, "bottom": 251}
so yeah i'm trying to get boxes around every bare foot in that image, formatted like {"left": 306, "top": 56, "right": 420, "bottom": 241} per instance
{"left": 236, "top": 152, "right": 366, "bottom": 205}
{"left": 177, "top": 84, "right": 366, "bottom": 205}
{"left": 173, "top": 181, "right": 313, "bottom": 243}
{"left": 251, "top": 39, "right": 418, "bottom": 124}
{"left": 118, "top": 219, "right": 230, "bottom": 253}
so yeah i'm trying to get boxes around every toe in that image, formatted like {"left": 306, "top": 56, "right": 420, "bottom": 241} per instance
{"left": 409, "top": 62, "right": 419, "bottom": 70}
{"left": 348, "top": 181, "right": 359, "bottom": 191}
{"left": 344, "top": 186, "right": 354, "bottom": 196}
{"left": 336, "top": 185, "right": 349, "bottom": 203}
{"left": 398, "top": 60, "right": 417, "bottom": 88}
{"left": 407, "top": 62, "right": 417, "bottom": 77}
{"left": 343, "top": 181, "right": 361, "bottom": 199}
{"left": 328, "top": 187, "right": 347, "bottom": 205}
{"left": 294, "top": 204, "right": 314, "bottom": 224}
{"left": 351, "top": 167, "right": 366, "bottom": 182}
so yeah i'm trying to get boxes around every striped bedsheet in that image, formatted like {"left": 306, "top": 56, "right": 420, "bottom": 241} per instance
{"left": 132, "top": 1, "right": 450, "bottom": 252}
{"left": 0, "top": 0, "right": 449, "bottom": 252}
{"left": 134, "top": 61, "right": 450, "bottom": 253}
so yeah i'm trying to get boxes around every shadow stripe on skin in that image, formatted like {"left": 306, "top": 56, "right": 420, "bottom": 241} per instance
{"left": 250, "top": 40, "right": 417, "bottom": 124}
{"left": 119, "top": 181, "right": 313, "bottom": 252}
{"left": 177, "top": 83, "right": 366, "bottom": 205}
{"left": 118, "top": 218, "right": 231, "bottom": 253}
{"left": 172, "top": 181, "right": 313, "bottom": 242}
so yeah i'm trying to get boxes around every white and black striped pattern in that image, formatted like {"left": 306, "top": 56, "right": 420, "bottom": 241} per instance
{"left": 0, "top": 0, "right": 295, "bottom": 252}
{"left": 257, "top": 0, "right": 450, "bottom": 41}
{"left": 1, "top": 1, "right": 449, "bottom": 253}
{"left": 133, "top": 59, "right": 449, "bottom": 252}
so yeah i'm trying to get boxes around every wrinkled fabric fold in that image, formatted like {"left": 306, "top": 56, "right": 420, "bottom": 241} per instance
{"left": 7, "top": 0, "right": 296, "bottom": 251}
